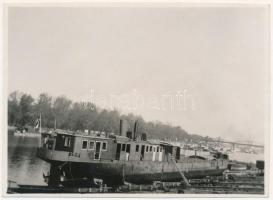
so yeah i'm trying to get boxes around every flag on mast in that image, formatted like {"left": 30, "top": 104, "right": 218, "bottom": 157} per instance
{"left": 34, "top": 118, "right": 40, "bottom": 129}
{"left": 34, "top": 113, "right": 42, "bottom": 133}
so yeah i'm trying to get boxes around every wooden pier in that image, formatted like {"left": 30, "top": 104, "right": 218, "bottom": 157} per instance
{"left": 7, "top": 173, "right": 264, "bottom": 194}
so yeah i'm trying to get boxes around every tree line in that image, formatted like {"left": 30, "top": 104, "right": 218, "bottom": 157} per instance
{"left": 8, "top": 91, "right": 209, "bottom": 141}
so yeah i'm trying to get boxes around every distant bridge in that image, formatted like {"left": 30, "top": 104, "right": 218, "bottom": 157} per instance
{"left": 216, "top": 140, "right": 264, "bottom": 148}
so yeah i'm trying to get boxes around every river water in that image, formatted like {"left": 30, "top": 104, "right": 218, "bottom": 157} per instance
{"left": 7, "top": 134, "right": 264, "bottom": 186}
{"left": 8, "top": 134, "right": 50, "bottom": 186}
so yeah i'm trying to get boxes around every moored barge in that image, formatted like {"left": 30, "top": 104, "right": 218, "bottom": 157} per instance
{"left": 37, "top": 120, "right": 229, "bottom": 186}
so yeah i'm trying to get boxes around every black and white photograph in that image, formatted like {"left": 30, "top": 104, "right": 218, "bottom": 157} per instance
{"left": 2, "top": 1, "right": 271, "bottom": 197}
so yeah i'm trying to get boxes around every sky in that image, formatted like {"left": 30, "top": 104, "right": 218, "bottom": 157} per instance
{"left": 8, "top": 5, "right": 269, "bottom": 144}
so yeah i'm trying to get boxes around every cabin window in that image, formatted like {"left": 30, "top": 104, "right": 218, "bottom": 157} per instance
{"left": 102, "top": 142, "right": 107, "bottom": 151}
{"left": 55, "top": 134, "right": 74, "bottom": 151}
{"left": 89, "top": 141, "right": 94, "bottom": 150}
{"left": 116, "top": 143, "right": 121, "bottom": 160}
{"left": 150, "top": 146, "right": 152, "bottom": 152}
{"left": 160, "top": 147, "right": 163, "bottom": 152}
{"left": 126, "top": 144, "right": 131, "bottom": 153}
{"left": 122, "top": 144, "right": 126, "bottom": 151}
{"left": 140, "top": 145, "right": 145, "bottom": 161}
{"left": 165, "top": 145, "right": 173, "bottom": 155}
{"left": 157, "top": 147, "right": 159, "bottom": 152}
{"left": 146, "top": 146, "right": 149, "bottom": 152}
{"left": 64, "top": 137, "right": 71, "bottom": 147}
{"left": 82, "top": 140, "right": 88, "bottom": 150}
{"left": 48, "top": 140, "right": 54, "bottom": 150}
{"left": 136, "top": 145, "right": 139, "bottom": 152}
{"left": 176, "top": 147, "right": 180, "bottom": 160}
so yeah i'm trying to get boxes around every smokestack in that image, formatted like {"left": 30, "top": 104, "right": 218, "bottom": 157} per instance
{"left": 133, "top": 120, "right": 138, "bottom": 140}
{"left": 119, "top": 119, "right": 128, "bottom": 137}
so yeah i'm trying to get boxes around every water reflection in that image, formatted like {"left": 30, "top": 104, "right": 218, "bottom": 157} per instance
{"left": 8, "top": 134, "right": 50, "bottom": 185}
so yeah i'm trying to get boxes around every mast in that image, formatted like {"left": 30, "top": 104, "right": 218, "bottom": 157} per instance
{"left": 39, "top": 113, "right": 42, "bottom": 133}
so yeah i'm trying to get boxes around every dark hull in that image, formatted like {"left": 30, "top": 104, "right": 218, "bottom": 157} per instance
{"left": 125, "top": 169, "right": 225, "bottom": 184}
{"left": 49, "top": 161, "right": 226, "bottom": 186}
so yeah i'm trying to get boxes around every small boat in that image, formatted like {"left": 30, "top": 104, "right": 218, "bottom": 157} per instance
{"left": 229, "top": 163, "right": 247, "bottom": 171}
{"left": 14, "top": 131, "right": 41, "bottom": 137}
{"left": 13, "top": 125, "right": 41, "bottom": 137}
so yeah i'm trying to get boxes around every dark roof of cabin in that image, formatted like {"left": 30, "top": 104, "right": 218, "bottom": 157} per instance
{"left": 43, "top": 129, "right": 110, "bottom": 140}
{"left": 159, "top": 141, "right": 173, "bottom": 146}
{"left": 112, "top": 135, "right": 130, "bottom": 142}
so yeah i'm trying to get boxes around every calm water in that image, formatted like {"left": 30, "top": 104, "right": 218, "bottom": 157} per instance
{"left": 229, "top": 151, "right": 264, "bottom": 164}
{"left": 8, "top": 134, "right": 264, "bottom": 186}
{"left": 8, "top": 134, "right": 50, "bottom": 185}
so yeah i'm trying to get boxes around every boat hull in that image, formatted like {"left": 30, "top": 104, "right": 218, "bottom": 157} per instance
{"left": 48, "top": 160, "right": 226, "bottom": 186}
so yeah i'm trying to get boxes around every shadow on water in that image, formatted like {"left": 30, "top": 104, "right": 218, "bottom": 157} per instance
{"left": 8, "top": 134, "right": 50, "bottom": 185}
